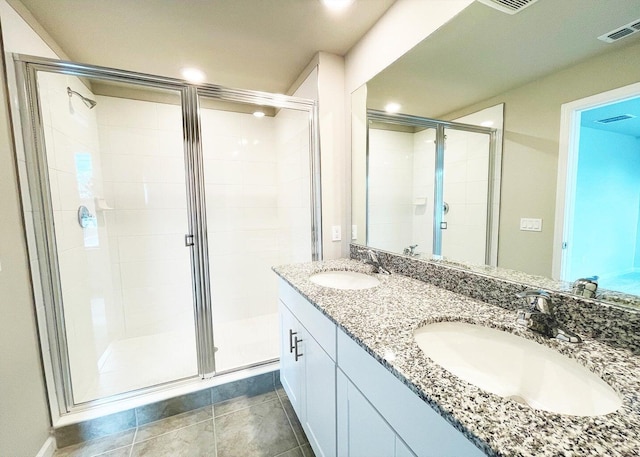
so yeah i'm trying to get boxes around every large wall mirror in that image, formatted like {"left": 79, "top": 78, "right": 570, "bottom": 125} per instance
{"left": 351, "top": 0, "right": 640, "bottom": 307}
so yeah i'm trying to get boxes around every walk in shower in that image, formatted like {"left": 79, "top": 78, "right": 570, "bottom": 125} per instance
{"left": 366, "top": 110, "right": 498, "bottom": 266}
{"left": 14, "top": 55, "right": 320, "bottom": 413}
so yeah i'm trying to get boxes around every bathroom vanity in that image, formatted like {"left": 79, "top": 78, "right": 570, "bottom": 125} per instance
{"left": 274, "top": 257, "right": 640, "bottom": 457}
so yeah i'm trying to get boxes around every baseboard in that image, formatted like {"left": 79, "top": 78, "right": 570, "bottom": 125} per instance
{"left": 35, "top": 436, "right": 56, "bottom": 457}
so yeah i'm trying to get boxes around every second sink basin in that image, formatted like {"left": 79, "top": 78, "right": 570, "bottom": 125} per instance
{"left": 309, "top": 271, "right": 379, "bottom": 290}
{"left": 414, "top": 321, "right": 621, "bottom": 416}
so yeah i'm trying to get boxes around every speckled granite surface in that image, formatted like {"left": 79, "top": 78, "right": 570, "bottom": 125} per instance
{"left": 350, "top": 246, "right": 640, "bottom": 355}
{"left": 386, "top": 247, "right": 640, "bottom": 310}
{"left": 272, "top": 258, "right": 640, "bottom": 457}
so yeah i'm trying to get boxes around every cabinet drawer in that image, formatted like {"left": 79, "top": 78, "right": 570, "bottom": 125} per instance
{"left": 278, "top": 279, "right": 336, "bottom": 361}
{"left": 337, "top": 329, "right": 484, "bottom": 457}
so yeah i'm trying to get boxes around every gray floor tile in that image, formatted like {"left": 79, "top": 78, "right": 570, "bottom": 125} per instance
{"left": 215, "top": 398, "right": 298, "bottom": 457}
{"left": 214, "top": 390, "right": 279, "bottom": 417}
{"left": 95, "top": 447, "right": 133, "bottom": 457}
{"left": 134, "top": 405, "right": 213, "bottom": 443}
{"left": 53, "top": 429, "right": 135, "bottom": 457}
{"left": 276, "top": 387, "right": 308, "bottom": 445}
{"left": 131, "top": 420, "right": 216, "bottom": 457}
{"left": 274, "top": 446, "right": 304, "bottom": 457}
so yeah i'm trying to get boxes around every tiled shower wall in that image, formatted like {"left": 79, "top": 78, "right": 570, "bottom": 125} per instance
{"left": 441, "top": 129, "right": 490, "bottom": 265}
{"left": 368, "top": 126, "right": 490, "bottom": 264}
{"left": 200, "top": 106, "right": 312, "bottom": 370}
{"left": 38, "top": 72, "right": 119, "bottom": 400}
{"left": 97, "top": 96, "right": 193, "bottom": 340}
{"left": 368, "top": 128, "right": 415, "bottom": 253}
{"left": 412, "top": 128, "right": 436, "bottom": 257}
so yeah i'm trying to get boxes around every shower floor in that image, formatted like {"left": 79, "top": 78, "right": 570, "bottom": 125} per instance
{"left": 599, "top": 271, "right": 640, "bottom": 296}
{"left": 78, "top": 313, "right": 279, "bottom": 403}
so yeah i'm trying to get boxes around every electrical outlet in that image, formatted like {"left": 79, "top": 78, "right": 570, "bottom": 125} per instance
{"left": 520, "top": 218, "right": 542, "bottom": 232}
{"left": 351, "top": 225, "right": 357, "bottom": 240}
{"left": 331, "top": 225, "right": 342, "bottom": 241}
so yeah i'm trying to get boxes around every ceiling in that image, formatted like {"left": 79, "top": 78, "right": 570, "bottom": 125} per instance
{"left": 367, "top": 0, "right": 640, "bottom": 118}
{"left": 16, "top": 0, "right": 396, "bottom": 94}
{"left": 582, "top": 97, "right": 640, "bottom": 137}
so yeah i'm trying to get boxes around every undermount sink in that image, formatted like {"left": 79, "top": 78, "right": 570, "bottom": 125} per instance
{"left": 414, "top": 321, "right": 622, "bottom": 416}
{"left": 309, "top": 271, "right": 380, "bottom": 290}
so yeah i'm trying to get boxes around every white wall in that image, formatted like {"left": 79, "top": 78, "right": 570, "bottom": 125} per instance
{"left": 0, "top": 0, "right": 56, "bottom": 453}
{"left": 316, "top": 52, "right": 346, "bottom": 259}
{"left": 344, "top": 0, "right": 474, "bottom": 93}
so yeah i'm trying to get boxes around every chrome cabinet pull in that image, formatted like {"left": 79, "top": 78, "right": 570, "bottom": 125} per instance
{"left": 289, "top": 329, "right": 297, "bottom": 353}
{"left": 294, "top": 336, "right": 303, "bottom": 361}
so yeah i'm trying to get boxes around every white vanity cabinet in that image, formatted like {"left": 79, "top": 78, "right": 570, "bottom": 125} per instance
{"left": 337, "top": 329, "right": 485, "bottom": 457}
{"left": 278, "top": 278, "right": 485, "bottom": 457}
{"left": 279, "top": 281, "right": 336, "bottom": 457}
{"left": 337, "top": 369, "right": 416, "bottom": 457}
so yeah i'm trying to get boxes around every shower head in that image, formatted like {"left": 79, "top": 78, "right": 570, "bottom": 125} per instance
{"left": 67, "top": 87, "right": 97, "bottom": 109}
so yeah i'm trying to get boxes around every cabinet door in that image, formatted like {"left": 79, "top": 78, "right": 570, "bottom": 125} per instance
{"left": 337, "top": 370, "right": 396, "bottom": 457}
{"left": 279, "top": 301, "right": 302, "bottom": 415}
{"left": 303, "top": 333, "right": 336, "bottom": 457}
{"left": 395, "top": 438, "right": 417, "bottom": 457}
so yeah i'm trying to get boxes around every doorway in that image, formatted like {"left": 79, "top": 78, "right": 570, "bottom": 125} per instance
{"left": 554, "top": 83, "right": 640, "bottom": 295}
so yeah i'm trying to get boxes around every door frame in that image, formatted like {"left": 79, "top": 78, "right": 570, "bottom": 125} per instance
{"left": 552, "top": 81, "right": 640, "bottom": 280}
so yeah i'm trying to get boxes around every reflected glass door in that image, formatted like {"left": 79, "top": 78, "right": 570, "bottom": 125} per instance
{"left": 198, "top": 97, "right": 313, "bottom": 372}
{"left": 440, "top": 127, "right": 491, "bottom": 265}
{"left": 35, "top": 71, "right": 198, "bottom": 403}
{"left": 367, "top": 123, "right": 437, "bottom": 258}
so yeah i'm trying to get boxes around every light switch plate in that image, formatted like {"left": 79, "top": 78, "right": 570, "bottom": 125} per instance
{"left": 520, "top": 218, "right": 542, "bottom": 232}
{"left": 351, "top": 225, "right": 357, "bottom": 240}
{"left": 332, "top": 225, "right": 342, "bottom": 241}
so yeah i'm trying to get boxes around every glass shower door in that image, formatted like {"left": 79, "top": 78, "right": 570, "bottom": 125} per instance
{"left": 440, "top": 127, "right": 492, "bottom": 265}
{"left": 198, "top": 96, "right": 313, "bottom": 373}
{"left": 33, "top": 71, "right": 199, "bottom": 404}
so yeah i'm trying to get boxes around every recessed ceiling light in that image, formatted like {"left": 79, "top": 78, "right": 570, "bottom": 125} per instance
{"left": 480, "top": 120, "right": 494, "bottom": 127}
{"left": 253, "top": 111, "right": 266, "bottom": 118}
{"left": 321, "top": 0, "right": 355, "bottom": 12}
{"left": 181, "top": 67, "right": 206, "bottom": 83}
{"left": 385, "top": 102, "right": 401, "bottom": 113}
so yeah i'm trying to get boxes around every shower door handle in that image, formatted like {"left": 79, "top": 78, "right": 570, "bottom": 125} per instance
{"left": 293, "top": 336, "right": 303, "bottom": 361}
{"left": 185, "top": 234, "right": 195, "bottom": 247}
{"left": 288, "top": 329, "right": 297, "bottom": 353}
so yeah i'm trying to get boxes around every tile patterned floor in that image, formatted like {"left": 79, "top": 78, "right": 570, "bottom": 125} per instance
{"left": 54, "top": 386, "right": 315, "bottom": 457}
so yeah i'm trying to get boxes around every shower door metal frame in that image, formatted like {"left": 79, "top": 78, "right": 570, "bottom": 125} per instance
{"left": 13, "top": 54, "right": 321, "bottom": 415}
{"left": 366, "top": 110, "right": 497, "bottom": 264}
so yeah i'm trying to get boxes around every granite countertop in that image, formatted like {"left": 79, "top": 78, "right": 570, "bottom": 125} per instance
{"left": 273, "top": 259, "right": 640, "bottom": 457}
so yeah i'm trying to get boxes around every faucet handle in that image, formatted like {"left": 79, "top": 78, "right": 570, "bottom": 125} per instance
{"left": 516, "top": 289, "right": 552, "bottom": 314}
{"left": 572, "top": 276, "right": 598, "bottom": 298}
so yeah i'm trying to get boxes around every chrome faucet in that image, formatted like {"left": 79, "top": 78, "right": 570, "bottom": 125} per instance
{"left": 359, "top": 249, "right": 391, "bottom": 275}
{"left": 403, "top": 244, "right": 419, "bottom": 256}
{"left": 515, "top": 289, "right": 581, "bottom": 343}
